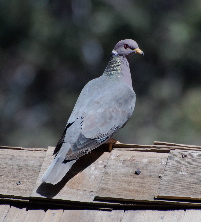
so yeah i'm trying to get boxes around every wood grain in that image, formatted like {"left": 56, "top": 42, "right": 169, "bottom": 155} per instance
{"left": 154, "top": 141, "right": 201, "bottom": 149}
{"left": 96, "top": 150, "right": 168, "bottom": 202}
{"left": 0, "top": 148, "right": 46, "bottom": 197}
{"left": 23, "top": 209, "right": 45, "bottom": 222}
{"left": 60, "top": 210, "right": 124, "bottom": 222}
{"left": 32, "top": 146, "right": 111, "bottom": 203}
{"left": 2, "top": 142, "right": 201, "bottom": 209}
{"left": 3, "top": 207, "right": 201, "bottom": 222}
{"left": 157, "top": 150, "right": 201, "bottom": 200}
{"left": 0, "top": 205, "right": 10, "bottom": 222}
{"left": 180, "top": 210, "right": 201, "bottom": 222}
{"left": 41, "top": 209, "right": 63, "bottom": 222}
{"left": 3, "top": 206, "right": 27, "bottom": 222}
{"left": 122, "top": 210, "right": 185, "bottom": 222}
{"left": 114, "top": 142, "right": 201, "bottom": 152}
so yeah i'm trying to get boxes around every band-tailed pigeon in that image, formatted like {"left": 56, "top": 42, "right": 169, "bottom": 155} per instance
{"left": 42, "top": 39, "right": 144, "bottom": 184}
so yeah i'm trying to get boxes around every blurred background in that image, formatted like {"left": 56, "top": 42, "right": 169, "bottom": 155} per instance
{"left": 1, "top": 0, "right": 201, "bottom": 148}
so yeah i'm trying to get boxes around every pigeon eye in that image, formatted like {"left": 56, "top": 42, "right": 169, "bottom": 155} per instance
{"left": 124, "top": 44, "right": 129, "bottom": 49}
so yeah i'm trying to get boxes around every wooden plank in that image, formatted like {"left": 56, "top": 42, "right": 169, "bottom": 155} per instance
{"left": 3, "top": 206, "right": 27, "bottom": 222}
{"left": 0, "top": 146, "right": 47, "bottom": 151}
{"left": 0, "top": 148, "right": 46, "bottom": 198}
{"left": 180, "top": 210, "right": 201, "bottom": 222}
{"left": 122, "top": 210, "right": 185, "bottom": 222}
{"left": 60, "top": 210, "right": 124, "bottom": 222}
{"left": 2, "top": 142, "right": 201, "bottom": 207}
{"left": 23, "top": 209, "right": 45, "bottom": 222}
{"left": 32, "top": 146, "right": 111, "bottom": 203}
{"left": 0, "top": 146, "right": 23, "bottom": 150}
{"left": 0, "top": 205, "right": 10, "bottom": 222}
{"left": 41, "top": 209, "right": 63, "bottom": 222}
{"left": 96, "top": 150, "right": 168, "bottom": 202}
{"left": 154, "top": 141, "right": 201, "bottom": 149}
{"left": 113, "top": 142, "right": 201, "bottom": 152}
{"left": 156, "top": 150, "right": 201, "bottom": 200}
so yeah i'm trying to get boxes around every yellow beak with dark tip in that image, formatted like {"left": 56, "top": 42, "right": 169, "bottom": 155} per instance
{"left": 134, "top": 48, "right": 144, "bottom": 56}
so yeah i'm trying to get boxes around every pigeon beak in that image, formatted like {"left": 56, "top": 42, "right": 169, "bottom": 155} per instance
{"left": 134, "top": 48, "right": 144, "bottom": 56}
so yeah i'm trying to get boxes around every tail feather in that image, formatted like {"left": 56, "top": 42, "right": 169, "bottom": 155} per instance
{"left": 41, "top": 150, "right": 76, "bottom": 185}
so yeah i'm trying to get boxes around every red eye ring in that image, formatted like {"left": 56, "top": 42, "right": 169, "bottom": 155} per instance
{"left": 124, "top": 44, "right": 129, "bottom": 49}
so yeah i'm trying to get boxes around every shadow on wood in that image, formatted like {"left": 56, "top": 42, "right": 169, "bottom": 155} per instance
{"left": 36, "top": 150, "right": 104, "bottom": 198}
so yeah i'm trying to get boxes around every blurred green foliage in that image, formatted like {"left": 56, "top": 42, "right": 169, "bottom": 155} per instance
{"left": 0, "top": 0, "right": 201, "bottom": 147}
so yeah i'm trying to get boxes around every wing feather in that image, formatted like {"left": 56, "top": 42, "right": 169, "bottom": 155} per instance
{"left": 61, "top": 81, "right": 136, "bottom": 160}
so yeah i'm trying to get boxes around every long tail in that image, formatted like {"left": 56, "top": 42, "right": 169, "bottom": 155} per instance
{"left": 41, "top": 149, "right": 76, "bottom": 185}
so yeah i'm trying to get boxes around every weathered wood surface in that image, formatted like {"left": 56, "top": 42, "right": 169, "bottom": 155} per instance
{"left": 0, "top": 147, "right": 46, "bottom": 197}
{"left": 60, "top": 209, "right": 124, "bottom": 222}
{"left": 157, "top": 150, "right": 201, "bottom": 201}
{"left": 96, "top": 150, "right": 168, "bottom": 202}
{"left": 121, "top": 210, "right": 183, "bottom": 222}
{"left": 2, "top": 205, "right": 201, "bottom": 222}
{"left": 41, "top": 209, "right": 63, "bottom": 222}
{"left": 32, "top": 146, "right": 112, "bottom": 204}
{"left": 0, "top": 205, "right": 10, "bottom": 222}
{"left": 2, "top": 206, "right": 27, "bottom": 222}
{"left": 181, "top": 210, "right": 201, "bottom": 222}
{"left": 121, "top": 210, "right": 201, "bottom": 222}
{"left": 114, "top": 141, "right": 201, "bottom": 152}
{"left": 1, "top": 142, "right": 201, "bottom": 208}
{"left": 154, "top": 141, "right": 201, "bottom": 149}
{"left": 23, "top": 209, "right": 45, "bottom": 222}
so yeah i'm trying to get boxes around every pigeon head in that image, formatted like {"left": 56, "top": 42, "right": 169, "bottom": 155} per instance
{"left": 113, "top": 39, "right": 144, "bottom": 56}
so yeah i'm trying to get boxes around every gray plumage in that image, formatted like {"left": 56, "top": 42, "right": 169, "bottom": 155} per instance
{"left": 41, "top": 39, "right": 144, "bottom": 184}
